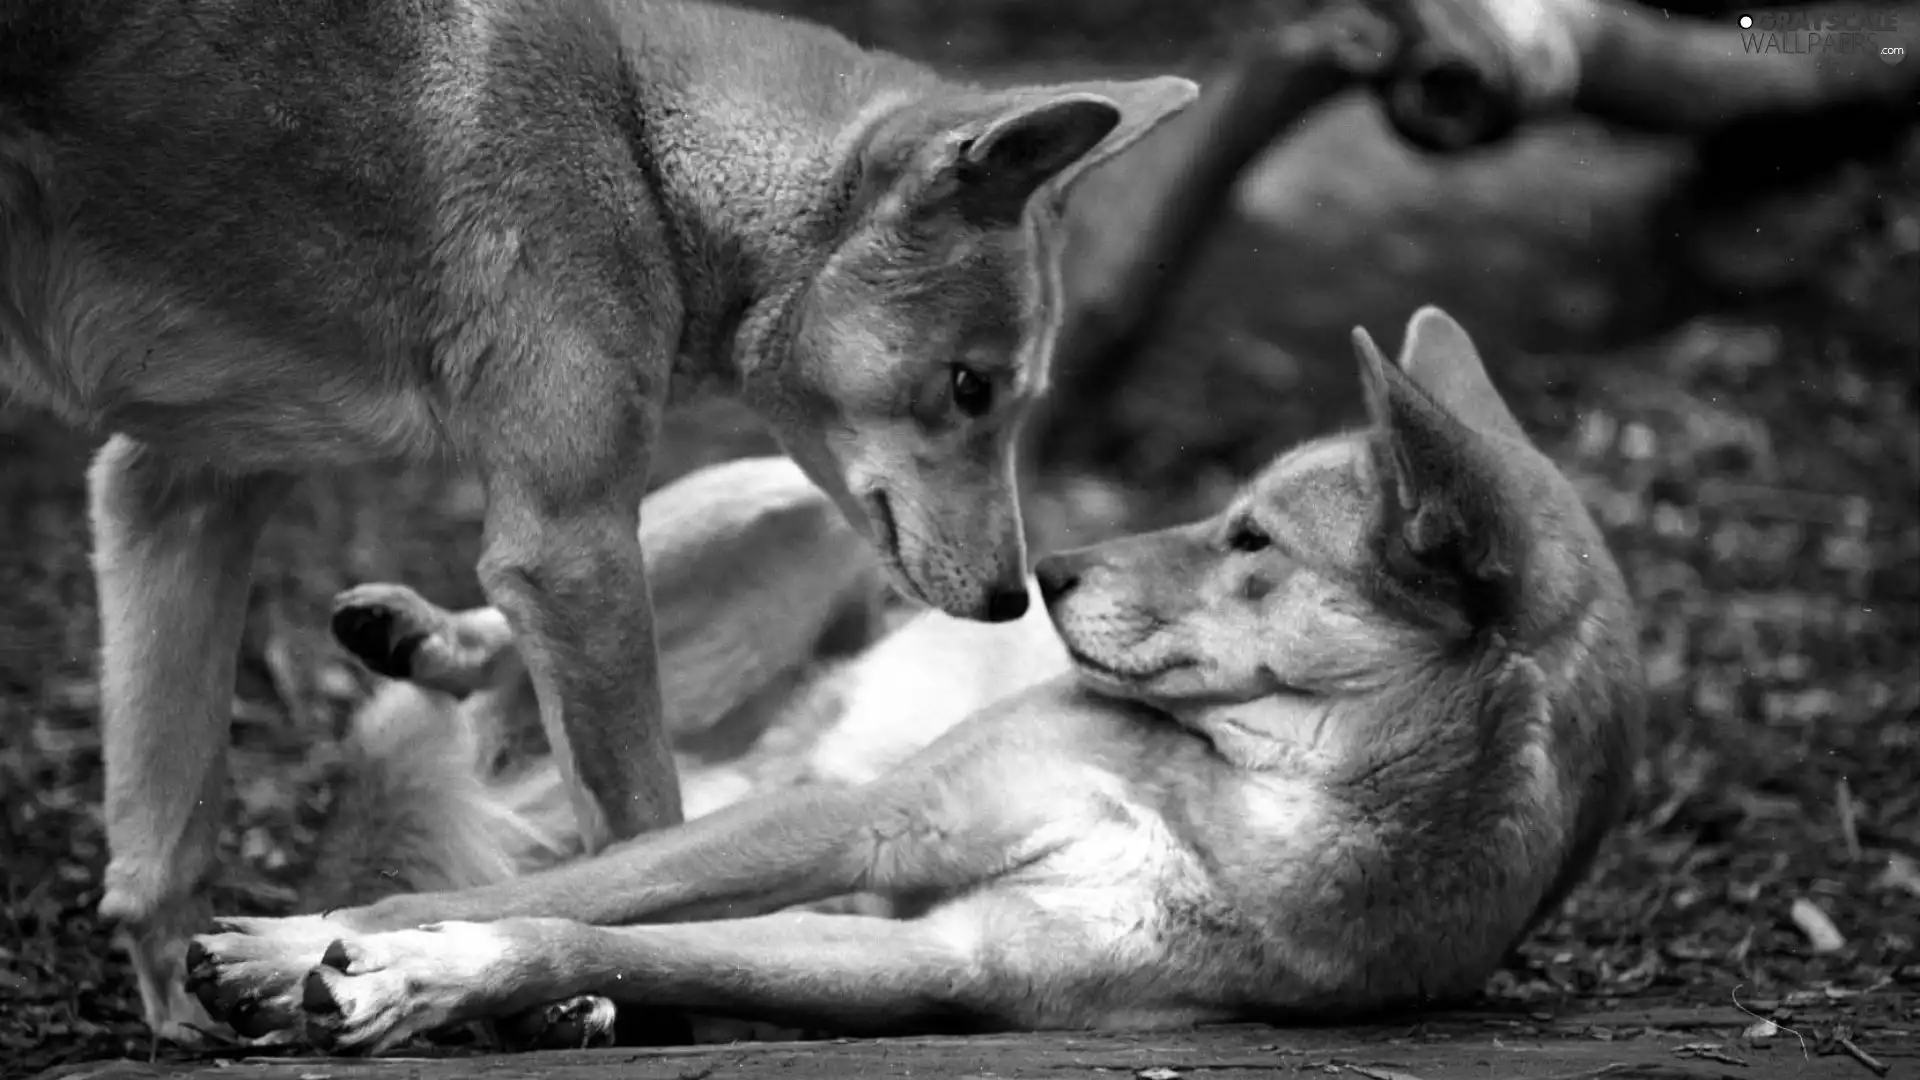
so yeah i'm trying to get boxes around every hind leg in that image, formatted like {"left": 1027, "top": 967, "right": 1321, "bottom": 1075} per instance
{"left": 89, "top": 435, "right": 291, "bottom": 1040}
{"left": 329, "top": 454, "right": 888, "bottom": 729}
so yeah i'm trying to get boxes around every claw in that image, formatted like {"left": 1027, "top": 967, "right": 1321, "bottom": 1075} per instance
{"left": 322, "top": 939, "right": 353, "bottom": 972}
{"left": 226, "top": 1000, "right": 275, "bottom": 1040}
{"left": 302, "top": 968, "right": 341, "bottom": 1015}
{"left": 184, "top": 939, "right": 209, "bottom": 976}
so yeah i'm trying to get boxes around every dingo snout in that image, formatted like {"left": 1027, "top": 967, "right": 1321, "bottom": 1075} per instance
{"left": 865, "top": 481, "right": 1029, "bottom": 622}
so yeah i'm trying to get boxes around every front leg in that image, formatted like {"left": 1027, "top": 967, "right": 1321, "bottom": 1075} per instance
{"left": 478, "top": 460, "right": 683, "bottom": 852}
{"left": 297, "top": 895, "right": 1204, "bottom": 1052}
{"left": 88, "top": 436, "right": 292, "bottom": 1040}
{"left": 344, "top": 707, "right": 1079, "bottom": 931}
{"left": 294, "top": 915, "right": 976, "bottom": 1052}
{"left": 189, "top": 703, "right": 1114, "bottom": 1034}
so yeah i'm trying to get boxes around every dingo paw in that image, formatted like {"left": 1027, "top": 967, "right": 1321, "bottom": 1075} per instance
{"left": 331, "top": 583, "right": 441, "bottom": 681}
{"left": 492, "top": 995, "right": 620, "bottom": 1051}
{"left": 298, "top": 920, "right": 560, "bottom": 1054}
{"left": 185, "top": 915, "right": 360, "bottom": 1039}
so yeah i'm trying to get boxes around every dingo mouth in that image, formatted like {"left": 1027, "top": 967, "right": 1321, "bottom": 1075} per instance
{"left": 865, "top": 489, "right": 899, "bottom": 564}
{"left": 1064, "top": 645, "right": 1196, "bottom": 686}
{"left": 864, "top": 488, "right": 923, "bottom": 602}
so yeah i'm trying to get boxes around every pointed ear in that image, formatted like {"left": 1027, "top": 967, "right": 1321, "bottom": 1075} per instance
{"left": 948, "top": 94, "right": 1121, "bottom": 225}
{"left": 1353, "top": 324, "right": 1526, "bottom": 624}
{"left": 1395, "top": 306, "right": 1530, "bottom": 445}
{"left": 915, "top": 76, "right": 1198, "bottom": 226}
{"left": 1013, "top": 76, "right": 1201, "bottom": 200}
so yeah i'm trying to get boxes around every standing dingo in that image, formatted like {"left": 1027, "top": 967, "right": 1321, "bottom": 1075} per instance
{"left": 0, "top": 0, "right": 1196, "bottom": 1036}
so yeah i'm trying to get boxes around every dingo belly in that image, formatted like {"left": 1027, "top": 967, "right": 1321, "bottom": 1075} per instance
{"left": 0, "top": 213, "right": 450, "bottom": 469}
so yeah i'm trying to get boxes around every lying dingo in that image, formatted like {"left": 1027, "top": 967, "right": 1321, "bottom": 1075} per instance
{"left": 188, "top": 307, "right": 1645, "bottom": 1050}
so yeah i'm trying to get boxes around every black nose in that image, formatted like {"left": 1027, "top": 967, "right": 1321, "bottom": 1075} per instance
{"left": 985, "top": 585, "right": 1030, "bottom": 623}
{"left": 1033, "top": 556, "right": 1080, "bottom": 605}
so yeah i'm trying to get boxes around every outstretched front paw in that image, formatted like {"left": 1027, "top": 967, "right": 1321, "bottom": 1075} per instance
{"left": 185, "top": 915, "right": 360, "bottom": 1039}
{"left": 299, "top": 919, "right": 575, "bottom": 1054}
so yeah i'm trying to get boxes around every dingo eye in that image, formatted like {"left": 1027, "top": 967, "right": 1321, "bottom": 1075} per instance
{"left": 1227, "top": 519, "right": 1270, "bottom": 553}
{"left": 952, "top": 365, "right": 993, "bottom": 418}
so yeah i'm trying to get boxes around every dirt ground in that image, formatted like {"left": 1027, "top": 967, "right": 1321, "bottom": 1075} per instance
{"left": 3, "top": 6, "right": 1917, "bottom": 1079}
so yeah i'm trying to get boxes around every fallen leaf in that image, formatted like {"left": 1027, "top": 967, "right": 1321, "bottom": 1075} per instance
{"left": 1664, "top": 936, "right": 1719, "bottom": 961}
{"left": 1344, "top": 1067, "right": 1427, "bottom": 1080}
{"left": 1790, "top": 897, "right": 1847, "bottom": 953}
{"left": 1835, "top": 777, "right": 1862, "bottom": 862}
{"left": 1675, "top": 1042, "right": 1750, "bottom": 1066}
{"left": 1873, "top": 853, "right": 1920, "bottom": 899}
{"left": 1136, "top": 1069, "right": 1182, "bottom": 1080}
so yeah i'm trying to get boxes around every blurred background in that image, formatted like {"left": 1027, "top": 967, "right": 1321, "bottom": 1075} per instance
{"left": 2, "top": 0, "right": 1915, "bottom": 1072}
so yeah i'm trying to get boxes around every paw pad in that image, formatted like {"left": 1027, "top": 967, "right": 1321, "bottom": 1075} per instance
{"left": 331, "top": 604, "right": 424, "bottom": 679}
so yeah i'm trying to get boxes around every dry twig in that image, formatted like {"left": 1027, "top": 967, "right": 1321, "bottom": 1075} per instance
{"left": 1835, "top": 1033, "right": 1891, "bottom": 1077}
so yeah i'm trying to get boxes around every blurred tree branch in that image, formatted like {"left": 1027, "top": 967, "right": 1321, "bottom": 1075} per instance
{"left": 1487, "top": 0, "right": 1918, "bottom": 131}
{"left": 1040, "top": 6, "right": 1394, "bottom": 426}
{"left": 1037, "top": 0, "right": 1920, "bottom": 467}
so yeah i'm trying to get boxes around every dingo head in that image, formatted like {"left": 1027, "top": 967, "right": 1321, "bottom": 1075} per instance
{"left": 749, "top": 76, "right": 1197, "bottom": 623}
{"left": 1035, "top": 306, "right": 1613, "bottom": 716}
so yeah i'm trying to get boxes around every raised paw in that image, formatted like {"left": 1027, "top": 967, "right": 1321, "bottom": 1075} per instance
{"left": 298, "top": 920, "right": 545, "bottom": 1055}
{"left": 186, "top": 915, "right": 362, "bottom": 1039}
{"left": 331, "top": 583, "right": 442, "bottom": 681}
